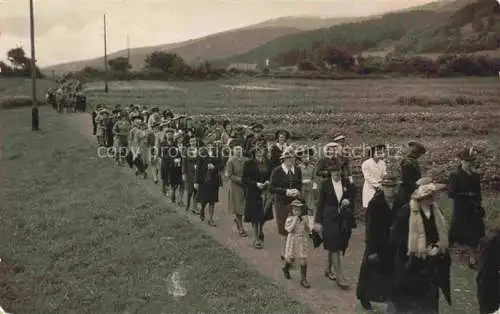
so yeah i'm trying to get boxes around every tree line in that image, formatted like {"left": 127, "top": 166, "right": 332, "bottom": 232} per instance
{"left": 0, "top": 47, "right": 44, "bottom": 78}
{"left": 272, "top": 42, "right": 500, "bottom": 77}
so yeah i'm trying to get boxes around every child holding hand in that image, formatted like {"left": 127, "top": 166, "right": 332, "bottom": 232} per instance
{"left": 282, "top": 199, "right": 312, "bottom": 288}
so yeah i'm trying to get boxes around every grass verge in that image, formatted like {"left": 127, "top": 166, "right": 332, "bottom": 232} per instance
{"left": 0, "top": 107, "right": 311, "bottom": 314}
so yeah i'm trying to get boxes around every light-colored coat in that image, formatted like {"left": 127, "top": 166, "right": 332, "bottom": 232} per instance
{"left": 361, "top": 158, "right": 387, "bottom": 208}
{"left": 284, "top": 215, "right": 312, "bottom": 260}
{"left": 226, "top": 155, "right": 247, "bottom": 215}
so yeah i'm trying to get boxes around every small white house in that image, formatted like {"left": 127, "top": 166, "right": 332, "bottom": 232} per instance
{"left": 227, "top": 63, "right": 258, "bottom": 71}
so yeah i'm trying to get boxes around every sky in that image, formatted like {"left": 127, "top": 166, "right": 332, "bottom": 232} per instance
{"left": 0, "top": 0, "right": 438, "bottom": 67}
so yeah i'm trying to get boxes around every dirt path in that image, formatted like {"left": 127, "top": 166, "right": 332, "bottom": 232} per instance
{"left": 69, "top": 112, "right": 368, "bottom": 314}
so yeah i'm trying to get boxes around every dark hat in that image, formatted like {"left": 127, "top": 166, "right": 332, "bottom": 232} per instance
{"left": 408, "top": 140, "right": 426, "bottom": 154}
{"left": 251, "top": 123, "right": 264, "bottom": 131}
{"left": 458, "top": 147, "right": 477, "bottom": 162}
{"left": 370, "top": 144, "right": 387, "bottom": 157}
{"left": 275, "top": 129, "right": 290, "bottom": 140}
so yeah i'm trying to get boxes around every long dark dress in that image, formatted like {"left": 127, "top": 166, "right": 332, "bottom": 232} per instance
{"left": 242, "top": 158, "right": 273, "bottom": 223}
{"left": 476, "top": 229, "right": 500, "bottom": 314}
{"left": 196, "top": 155, "right": 221, "bottom": 204}
{"left": 269, "top": 143, "right": 285, "bottom": 171}
{"left": 448, "top": 166, "right": 485, "bottom": 248}
{"left": 393, "top": 154, "right": 422, "bottom": 212}
{"left": 389, "top": 204, "right": 452, "bottom": 313}
{"left": 269, "top": 165, "right": 302, "bottom": 236}
{"left": 356, "top": 191, "right": 395, "bottom": 303}
{"left": 314, "top": 178, "right": 356, "bottom": 254}
{"left": 159, "top": 139, "right": 180, "bottom": 186}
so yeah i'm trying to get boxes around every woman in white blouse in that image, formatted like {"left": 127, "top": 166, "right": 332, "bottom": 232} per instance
{"left": 361, "top": 144, "right": 387, "bottom": 210}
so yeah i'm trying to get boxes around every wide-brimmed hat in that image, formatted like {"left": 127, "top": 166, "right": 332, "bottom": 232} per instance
{"left": 250, "top": 123, "right": 264, "bottom": 131}
{"left": 275, "top": 129, "right": 290, "bottom": 140}
{"left": 458, "top": 146, "right": 477, "bottom": 162}
{"left": 408, "top": 140, "right": 426, "bottom": 154}
{"left": 411, "top": 177, "right": 446, "bottom": 200}
{"left": 333, "top": 134, "right": 346, "bottom": 143}
{"left": 290, "top": 199, "right": 304, "bottom": 207}
{"left": 280, "top": 148, "right": 295, "bottom": 160}
{"left": 370, "top": 144, "right": 387, "bottom": 157}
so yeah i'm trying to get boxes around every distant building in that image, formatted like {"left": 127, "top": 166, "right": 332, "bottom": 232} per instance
{"left": 227, "top": 63, "right": 258, "bottom": 71}
{"left": 278, "top": 65, "right": 299, "bottom": 72}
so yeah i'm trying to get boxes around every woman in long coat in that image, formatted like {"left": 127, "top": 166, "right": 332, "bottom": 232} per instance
{"left": 129, "top": 118, "right": 149, "bottom": 178}
{"left": 389, "top": 177, "right": 451, "bottom": 313}
{"left": 476, "top": 228, "right": 500, "bottom": 314}
{"left": 296, "top": 146, "right": 317, "bottom": 215}
{"left": 195, "top": 146, "right": 222, "bottom": 226}
{"left": 356, "top": 177, "right": 397, "bottom": 310}
{"left": 182, "top": 136, "right": 200, "bottom": 213}
{"left": 226, "top": 140, "right": 248, "bottom": 237}
{"left": 314, "top": 160, "right": 356, "bottom": 290}
{"left": 448, "top": 147, "right": 485, "bottom": 268}
{"left": 243, "top": 146, "right": 273, "bottom": 249}
{"left": 269, "top": 149, "right": 302, "bottom": 261}
{"left": 159, "top": 128, "right": 177, "bottom": 196}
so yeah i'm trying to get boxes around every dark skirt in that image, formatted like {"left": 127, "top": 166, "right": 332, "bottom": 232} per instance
{"left": 388, "top": 282, "right": 439, "bottom": 314}
{"left": 160, "top": 162, "right": 183, "bottom": 186}
{"left": 356, "top": 250, "right": 394, "bottom": 303}
{"left": 274, "top": 199, "right": 291, "bottom": 236}
{"left": 244, "top": 191, "right": 274, "bottom": 224}
{"left": 198, "top": 181, "right": 219, "bottom": 204}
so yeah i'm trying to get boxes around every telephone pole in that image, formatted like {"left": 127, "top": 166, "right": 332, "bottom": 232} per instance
{"left": 103, "top": 14, "right": 109, "bottom": 93}
{"left": 126, "top": 33, "right": 130, "bottom": 64}
{"left": 30, "top": 0, "right": 39, "bottom": 131}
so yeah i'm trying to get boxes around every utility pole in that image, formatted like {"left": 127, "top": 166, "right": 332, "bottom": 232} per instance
{"left": 103, "top": 14, "right": 109, "bottom": 93}
{"left": 30, "top": 0, "right": 39, "bottom": 131}
{"left": 126, "top": 33, "right": 130, "bottom": 64}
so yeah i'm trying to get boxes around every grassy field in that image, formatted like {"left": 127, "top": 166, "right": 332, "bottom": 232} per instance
{"left": 0, "top": 107, "right": 311, "bottom": 313}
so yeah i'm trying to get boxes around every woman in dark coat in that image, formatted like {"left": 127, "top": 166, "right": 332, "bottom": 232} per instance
{"left": 476, "top": 228, "right": 500, "bottom": 314}
{"left": 243, "top": 145, "right": 273, "bottom": 249}
{"left": 448, "top": 147, "right": 485, "bottom": 268}
{"left": 356, "top": 177, "right": 397, "bottom": 310}
{"left": 269, "top": 149, "right": 302, "bottom": 261}
{"left": 159, "top": 128, "right": 177, "bottom": 197}
{"left": 182, "top": 136, "right": 200, "bottom": 213}
{"left": 314, "top": 160, "right": 356, "bottom": 290}
{"left": 388, "top": 177, "right": 451, "bottom": 314}
{"left": 393, "top": 141, "right": 426, "bottom": 212}
{"left": 195, "top": 146, "right": 222, "bottom": 226}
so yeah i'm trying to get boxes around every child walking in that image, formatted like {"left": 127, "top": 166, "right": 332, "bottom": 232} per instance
{"left": 282, "top": 199, "right": 312, "bottom": 288}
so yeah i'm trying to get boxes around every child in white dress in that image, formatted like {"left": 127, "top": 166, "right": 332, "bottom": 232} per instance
{"left": 282, "top": 199, "right": 312, "bottom": 288}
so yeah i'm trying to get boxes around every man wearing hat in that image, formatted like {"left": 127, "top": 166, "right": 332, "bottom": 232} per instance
{"left": 448, "top": 146, "right": 484, "bottom": 269}
{"left": 389, "top": 177, "right": 451, "bottom": 313}
{"left": 393, "top": 140, "right": 426, "bottom": 211}
{"left": 269, "top": 147, "right": 303, "bottom": 262}
{"left": 269, "top": 129, "right": 290, "bottom": 171}
{"left": 361, "top": 144, "right": 387, "bottom": 212}
{"left": 112, "top": 111, "right": 131, "bottom": 165}
{"left": 244, "top": 123, "right": 267, "bottom": 158}
{"left": 356, "top": 176, "right": 397, "bottom": 310}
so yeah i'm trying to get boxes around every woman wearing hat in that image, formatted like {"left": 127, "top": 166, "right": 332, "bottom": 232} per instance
{"left": 195, "top": 146, "right": 222, "bottom": 226}
{"left": 129, "top": 117, "right": 149, "bottom": 178}
{"left": 314, "top": 159, "right": 356, "bottom": 290}
{"left": 183, "top": 136, "right": 201, "bottom": 213}
{"left": 356, "top": 176, "right": 398, "bottom": 310}
{"left": 112, "top": 112, "right": 131, "bottom": 165}
{"left": 226, "top": 140, "right": 248, "bottom": 237}
{"left": 283, "top": 199, "right": 313, "bottom": 289}
{"left": 476, "top": 228, "right": 500, "bottom": 314}
{"left": 269, "top": 130, "right": 290, "bottom": 171}
{"left": 159, "top": 128, "right": 177, "bottom": 197}
{"left": 243, "top": 145, "right": 273, "bottom": 248}
{"left": 389, "top": 177, "right": 451, "bottom": 313}
{"left": 448, "top": 147, "right": 485, "bottom": 269}
{"left": 393, "top": 140, "right": 426, "bottom": 211}
{"left": 361, "top": 144, "right": 387, "bottom": 212}
{"left": 269, "top": 148, "right": 303, "bottom": 261}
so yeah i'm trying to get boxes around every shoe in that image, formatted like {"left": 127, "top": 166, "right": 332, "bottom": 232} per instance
{"left": 282, "top": 263, "right": 291, "bottom": 279}
{"left": 239, "top": 230, "right": 248, "bottom": 238}
{"left": 336, "top": 277, "right": 350, "bottom": 290}
{"left": 208, "top": 220, "right": 216, "bottom": 227}
{"left": 300, "top": 279, "right": 311, "bottom": 289}
{"left": 324, "top": 270, "right": 336, "bottom": 281}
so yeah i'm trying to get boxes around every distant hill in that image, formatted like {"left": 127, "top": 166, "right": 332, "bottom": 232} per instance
{"left": 216, "top": 0, "right": 486, "bottom": 67}
{"left": 42, "top": 16, "right": 368, "bottom": 75}
{"left": 394, "top": 0, "right": 500, "bottom": 54}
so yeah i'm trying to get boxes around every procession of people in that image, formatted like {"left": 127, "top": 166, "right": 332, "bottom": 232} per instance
{"left": 71, "top": 100, "right": 498, "bottom": 313}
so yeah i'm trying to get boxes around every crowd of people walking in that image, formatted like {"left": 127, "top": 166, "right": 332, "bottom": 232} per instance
{"left": 83, "top": 102, "right": 498, "bottom": 313}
